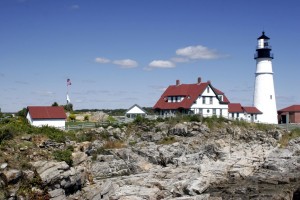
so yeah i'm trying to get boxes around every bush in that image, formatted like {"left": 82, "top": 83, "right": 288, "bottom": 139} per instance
{"left": 0, "top": 129, "right": 13, "bottom": 144}
{"left": 69, "top": 114, "right": 76, "bottom": 121}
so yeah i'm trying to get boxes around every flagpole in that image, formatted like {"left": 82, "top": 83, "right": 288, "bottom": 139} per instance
{"left": 67, "top": 79, "right": 69, "bottom": 105}
{"left": 66, "top": 78, "right": 71, "bottom": 105}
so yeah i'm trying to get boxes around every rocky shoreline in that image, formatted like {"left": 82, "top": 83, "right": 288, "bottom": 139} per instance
{"left": 1, "top": 120, "right": 300, "bottom": 199}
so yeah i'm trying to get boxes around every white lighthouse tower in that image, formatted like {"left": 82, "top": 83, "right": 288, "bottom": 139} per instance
{"left": 253, "top": 31, "right": 278, "bottom": 124}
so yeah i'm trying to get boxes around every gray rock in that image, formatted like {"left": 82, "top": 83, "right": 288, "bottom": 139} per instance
{"left": 48, "top": 188, "right": 65, "bottom": 199}
{"left": 1, "top": 163, "right": 8, "bottom": 170}
{"left": 3, "top": 169, "right": 22, "bottom": 184}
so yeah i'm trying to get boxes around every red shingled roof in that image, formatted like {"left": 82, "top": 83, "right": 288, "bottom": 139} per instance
{"left": 153, "top": 82, "right": 230, "bottom": 110}
{"left": 228, "top": 103, "right": 262, "bottom": 114}
{"left": 228, "top": 103, "right": 243, "bottom": 113}
{"left": 243, "top": 106, "right": 262, "bottom": 114}
{"left": 278, "top": 105, "right": 300, "bottom": 113}
{"left": 27, "top": 106, "right": 67, "bottom": 119}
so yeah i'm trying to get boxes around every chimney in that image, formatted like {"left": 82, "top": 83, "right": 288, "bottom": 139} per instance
{"left": 207, "top": 80, "right": 211, "bottom": 84}
{"left": 197, "top": 77, "right": 202, "bottom": 84}
{"left": 176, "top": 80, "right": 180, "bottom": 86}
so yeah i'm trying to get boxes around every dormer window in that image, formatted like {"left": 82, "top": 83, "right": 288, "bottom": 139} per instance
{"left": 218, "top": 95, "right": 223, "bottom": 101}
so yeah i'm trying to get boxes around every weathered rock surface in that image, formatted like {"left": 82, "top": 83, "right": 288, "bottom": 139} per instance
{"left": 3, "top": 121, "right": 300, "bottom": 200}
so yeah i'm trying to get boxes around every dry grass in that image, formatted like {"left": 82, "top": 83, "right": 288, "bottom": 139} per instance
{"left": 103, "top": 140, "right": 126, "bottom": 149}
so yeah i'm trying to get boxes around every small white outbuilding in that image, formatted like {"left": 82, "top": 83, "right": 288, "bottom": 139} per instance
{"left": 125, "top": 104, "right": 147, "bottom": 119}
{"left": 26, "top": 106, "right": 67, "bottom": 129}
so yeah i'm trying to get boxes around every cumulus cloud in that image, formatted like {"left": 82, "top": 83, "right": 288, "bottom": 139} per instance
{"left": 113, "top": 59, "right": 138, "bottom": 68}
{"left": 95, "top": 57, "right": 110, "bottom": 63}
{"left": 176, "top": 45, "right": 221, "bottom": 60}
{"left": 148, "top": 60, "right": 175, "bottom": 68}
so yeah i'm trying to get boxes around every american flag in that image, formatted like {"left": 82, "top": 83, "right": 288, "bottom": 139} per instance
{"left": 67, "top": 78, "right": 71, "bottom": 86}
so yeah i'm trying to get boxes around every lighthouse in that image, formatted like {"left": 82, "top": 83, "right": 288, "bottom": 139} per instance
{"left": 253, "top": 32, "right": 278, "bottom": 124}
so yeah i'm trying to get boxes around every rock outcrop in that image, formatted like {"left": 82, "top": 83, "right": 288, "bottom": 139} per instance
{"left": 2, "top": 120, "right": 300, "bottom": 199}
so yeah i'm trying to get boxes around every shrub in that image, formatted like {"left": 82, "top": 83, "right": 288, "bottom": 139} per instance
{"left": 69, "top": 114, "right": 76, "bottom": 121}
{"left": 0, "top": 129, "right": 13, "bottom": 144}
{"left": 84, "top": 115, "right": 89, "bottom": 121}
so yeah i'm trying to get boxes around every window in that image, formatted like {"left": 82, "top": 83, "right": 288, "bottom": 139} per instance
{"left": 202, "top": 97, "right": 206, "bottom": 104}
{"left": 220, "top": 109, "right": 222, "bottom": 116}
{"left": 231, "top": 113, "right": 234, "bottom": 118}
{"left": 213, "top": 109, "right": 216, "bottom": 115}
{"left": 270, "top": 95, "right": 272, "bottom": 99}
{"left": 199, "top": 109, "right": 203, "bottom": 114}
{"left": 255, "top": 114, "right": 257, "bottom": 120}
{"left": 207, "top": 109, "right": 210, "bottom": 113}
{"left": 218, "top": 95, "right": 223, "bottom": 101}
{"left": 210, "top": 97, "right": 213, "bottom": 104}
{"left": 237, "top": 113, "right": 239, "bottom": 118}
{"left": 207, "top": 87, "right": 210, "bottom": 93}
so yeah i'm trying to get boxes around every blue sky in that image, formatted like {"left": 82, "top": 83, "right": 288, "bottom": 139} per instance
{"left": 1, "top": 0, "right": 300, "bottom": 112}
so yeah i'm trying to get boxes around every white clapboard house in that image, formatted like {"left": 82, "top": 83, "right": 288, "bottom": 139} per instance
{"left": 153, "top": 77, "right": 230, "bottom": 117}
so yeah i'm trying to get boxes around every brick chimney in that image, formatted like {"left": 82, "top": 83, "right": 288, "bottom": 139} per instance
{"left": 197, "top": 77, "right": 201, "bottom": 84}
{"left": 176, "top": 80, "right": 180, "bottom": 86}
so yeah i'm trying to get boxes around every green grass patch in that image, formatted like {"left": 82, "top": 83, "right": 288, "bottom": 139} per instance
{"left": 53, "top": 148, "right": 73, "bottom": 166}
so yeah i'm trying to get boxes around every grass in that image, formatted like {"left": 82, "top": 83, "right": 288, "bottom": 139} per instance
{"left": 53, "top": 148, "right": 73, "bottom": 166}
{"left": 203, "top": 115, "right": 228, "bottom": 129}
{"left": 103, "top": 140, "right": 126, "bottom": 149}
{"left": 158, "top": 136, "right": 177, "bottom": 145}
{"left": 279, "top": 128, "right": 300, "bottom": 148}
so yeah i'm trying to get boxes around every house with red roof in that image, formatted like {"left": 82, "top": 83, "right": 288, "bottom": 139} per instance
{"left": 228, "top": 103, "right": 262, "bottom": 123}
{"left": 153, "top": 77, "right": 230, "bottom": 117}
{"left": 26, "top": 106, "right": 67, "bottom": 129}
{"left": 278, "top": 105, "right": 300, "bottom": 124}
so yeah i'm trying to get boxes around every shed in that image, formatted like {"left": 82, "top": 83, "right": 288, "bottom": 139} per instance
{"left": 26, "top": 106, "right": 67, "bottom": 129}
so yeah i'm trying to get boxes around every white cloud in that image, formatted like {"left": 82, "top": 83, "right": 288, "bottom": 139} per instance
{"left": 95, "top": 57, "right": 110, "bottom": 63}
{"left": 176, "top": 45, "right": 220, "bottom": 60}
{"left": 113, "top": 59, "right": 138, "bottom": 68}
{"left": 170, "top": 57, "right": 190, "bottom": 63}
{"left": 148, "top": 60, "right": 175, "bottom": 68}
